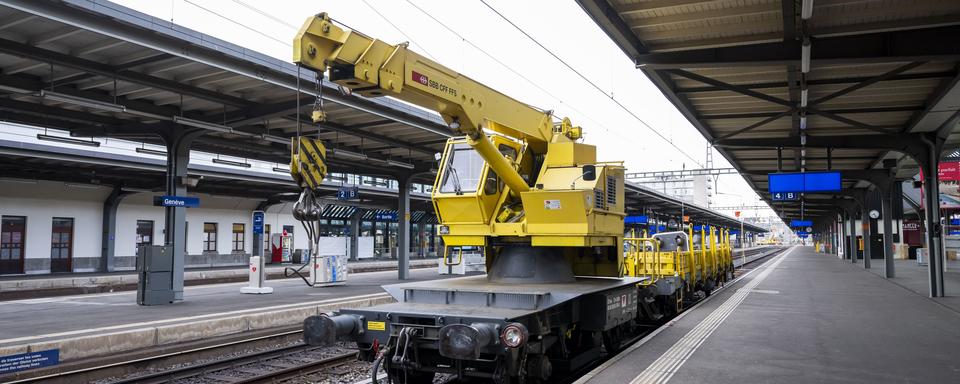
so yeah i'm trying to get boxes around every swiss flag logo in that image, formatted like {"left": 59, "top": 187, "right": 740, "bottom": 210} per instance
{"left": 412, "top": 71, "right": 428, "bottom": 86}
{"left": 251, "top": 266, "right": 257, "bottom": 272}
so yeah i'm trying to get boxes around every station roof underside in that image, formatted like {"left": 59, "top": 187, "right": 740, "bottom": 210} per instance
{"left": 0, "top": 0, "right": 451, "bottom": 182}
{"left": 579, "top": 0, "right": 960, "bottom": 224}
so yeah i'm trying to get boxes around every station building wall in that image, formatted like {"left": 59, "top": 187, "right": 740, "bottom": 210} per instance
{"left": 0, "top": 180, "right": 314, "bottom": 274}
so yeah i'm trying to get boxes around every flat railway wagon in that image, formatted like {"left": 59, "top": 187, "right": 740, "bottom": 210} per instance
{"left": 305, "top": 227, "right": 734, "bottom": 383}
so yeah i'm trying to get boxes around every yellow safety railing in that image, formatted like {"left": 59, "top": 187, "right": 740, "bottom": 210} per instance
{"left": 442, "top": 247, "right": 464, "bottom": 266}
{"left": 624, "top": 237, "right": 685, "bottom": 284}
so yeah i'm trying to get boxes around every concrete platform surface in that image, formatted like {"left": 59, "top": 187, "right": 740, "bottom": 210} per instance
{"left": 0, "top": 258, "right": 438, "bottom": 294}
{"left": 864, "top": 257, "right": 960, "bottom": 313}
{"left": 578, "top": 246, "right": 960, "bottom": 384}
{"left": 0, "top": 268, "right": 453, "bottom": 361}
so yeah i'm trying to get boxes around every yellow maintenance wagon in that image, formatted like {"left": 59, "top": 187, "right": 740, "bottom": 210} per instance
{"left": 623, "top": 225, "right": 734, "bottom": 321}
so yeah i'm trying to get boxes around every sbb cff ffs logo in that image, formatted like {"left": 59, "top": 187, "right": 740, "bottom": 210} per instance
{"left": 412, "top": 71, "right": 428, "bottom": 86}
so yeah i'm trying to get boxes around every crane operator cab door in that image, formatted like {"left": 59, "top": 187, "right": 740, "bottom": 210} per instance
{"left": 432, "top": 137, "right": 526, "bottom": 248}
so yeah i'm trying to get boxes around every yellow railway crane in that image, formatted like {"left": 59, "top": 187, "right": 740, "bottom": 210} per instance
{"left": 296, "top": 13, "right": 651, "bottom": 383}
{"left": 294, "top": 13, "right": 626, "bottom": 281}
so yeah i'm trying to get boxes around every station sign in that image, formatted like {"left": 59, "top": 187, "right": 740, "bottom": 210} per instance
{"left": 624, "top": 215, "right": 648, "bottom": 224}
{"left": 768, "top": 171, "right": 841, "bottom": 193}
{"left": 252, "top": 211, "right": 265, "bottom": 235}
{"left": 0, "top": 349, "right": 59, "bottom": 374}
{"left": 375, "top": 212, "right": 398, "bottom": 221}
{"left": 730, "top": 229, "right": 741, "bottom": 235}
{"left": 336, "top": 186, "right": 359, "bottom": 200}
{"left": 790, "top": 220, "right": 813, "bottom": 228}
{"left": 771, "top": 192, "right": 800, "bottom": 201}
{"left": 153, "top": 195, "right": 199, "bottom": 208}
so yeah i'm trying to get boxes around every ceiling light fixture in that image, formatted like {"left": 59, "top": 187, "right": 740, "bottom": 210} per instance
{"left": 330, "top": 148, "right": 368, "bottom": 161}
{"left": 801, "top": 0, "right": 814, "bottom": 20}
{"left": 386, "top": 159, "right": 416, "bottom": 169}
{"left": 801, "top": 39, "right": 811, "bottom": 74}
{"left": 212, "top": 158, "right": 252, "bottom": 168}
{"left": 40, "top": 90, "right": 125, "bottom": 113}
{"left": 37, "top": 134, "right": 101, "bottom": 147}
{"left": 135, "top": 147, "right": 167, "bottom": 156}
{"left": 173, "top": 116, "right": 233, "bottom": 133}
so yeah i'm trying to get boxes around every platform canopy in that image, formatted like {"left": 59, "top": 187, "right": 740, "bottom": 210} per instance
{"left": 578, "top": 0, "right": 960, "bottom": 224}
{"left": 0, "top": 0, "right": 452, "bottom": 182}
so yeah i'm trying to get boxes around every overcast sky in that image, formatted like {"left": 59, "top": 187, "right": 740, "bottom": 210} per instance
{"left": 110, "top": 0, "right": 782, "bottom": 222}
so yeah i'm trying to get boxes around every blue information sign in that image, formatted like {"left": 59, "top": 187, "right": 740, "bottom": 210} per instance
{"left": 375, "top": 212, "right": 398, "bottom": 221}
{"left": 790, "top": 220, "right": 813, "bottom": 228}
{"left": 252, "top": 211, "right": 265, "bottom": 235}
{"left": 769, "top": 171, "right": 841, "bottom": 193}
{"left": 624, "top": 215, "right": 648, "bottom": 224}
{"left": 771, "top": 192, "right": 800, "bottom": 201}
{"left": 337, "top": 186, "right": 359, "bottom": 200}
{"left": 0, "top": 349, "right": 59, "bottom": 374}
{"left": 153, "top": 195, "right": 200, "bottom": 208}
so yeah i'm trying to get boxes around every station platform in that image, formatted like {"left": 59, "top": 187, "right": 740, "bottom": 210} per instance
{"left": 0, "top": 267, "right": 455, "bottom": 362}
{"left": 864, "top": 257, "right": 960, "bottom": 313}
{"left": 577, "top": 246, "right": 960, "bottom": 384}
{"left": 0, "top": 258, "right": 438, "bottom": 300}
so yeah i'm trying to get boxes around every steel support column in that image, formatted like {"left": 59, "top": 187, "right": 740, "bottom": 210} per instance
{"left": 848, "top": 210, "right": 858, "bottom": 263}
{"left": 863, "top": 192, "right": 873, "bottom": 269}
{"left": 881, "top": 187, "right": 896, "bottom": 278}
{"left": 920, "top": 152, "right": 945, "bottom": 297}
{"left": 350, "top": 208, "right": 364, "bottom": 261}
{"left": 162, "top": 128, "right": 203, "bottom": 301}
{"left": 397, "top": 176, "right": 412, "bottom": 280}
{"left": 101, "top": 186, "right": 133, "bottom": 272}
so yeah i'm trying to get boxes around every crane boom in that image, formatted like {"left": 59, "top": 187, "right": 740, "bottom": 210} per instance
{"left": 294, "top": 13, "right": 566, "bottom": 146}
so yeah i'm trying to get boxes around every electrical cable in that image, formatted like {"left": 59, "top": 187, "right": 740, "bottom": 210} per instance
{"left": 182, "top": 0, "right": 290, "bottom": 47}
{"left": 476, "top": 0, "right": 705, "bottom": 168}
{"left": 359, "top": 0, "right": 439, "bottom": 62}
{"left": 399, "top": 0, "right": 639, "bottom": 146}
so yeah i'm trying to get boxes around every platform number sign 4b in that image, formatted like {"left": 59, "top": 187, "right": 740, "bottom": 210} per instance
{"left": 772, "top": 192, "right": 799, "bottom": 201}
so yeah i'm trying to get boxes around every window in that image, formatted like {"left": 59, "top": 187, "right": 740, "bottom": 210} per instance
{"left": 203, "top": 223, "right": 217, "bottom": 252}
{"left": 232, "top": 223, "right": 245, "bottom": 252}
{"left": 439, "top": 143, "right": 485, "bottom": 194}
{"left": 136, "top": 220, "right": 154, "bottom": 248}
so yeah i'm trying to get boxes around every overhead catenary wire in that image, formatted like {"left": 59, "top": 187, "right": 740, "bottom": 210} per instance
{"left": 477, "top": 0, "right": 705, "bottom": 168}
{"left": 182, "top": 0, "right": 290, "bottom": 47}
{"left": 400, "top": 0, "right": 648, "bottom": 151}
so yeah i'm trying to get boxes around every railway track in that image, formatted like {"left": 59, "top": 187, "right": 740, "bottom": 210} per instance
{"left": 113, "top": 344, "right": 357, "bottom": 384}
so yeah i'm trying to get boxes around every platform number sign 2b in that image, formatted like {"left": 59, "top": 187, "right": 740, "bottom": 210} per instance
{"left": 772, "top": 192, "right": 799, "bottom": 201}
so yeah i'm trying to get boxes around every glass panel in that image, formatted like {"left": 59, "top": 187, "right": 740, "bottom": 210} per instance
{"left": 439, "top": 143, "right": 484, "bottom": 193}
{"left": 233, "top": 224, "right": 244, "bottom": 232}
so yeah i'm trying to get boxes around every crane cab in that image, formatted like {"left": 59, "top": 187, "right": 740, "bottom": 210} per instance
{"left": 432, "top": 136, "right": 526, "bottom": 247}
